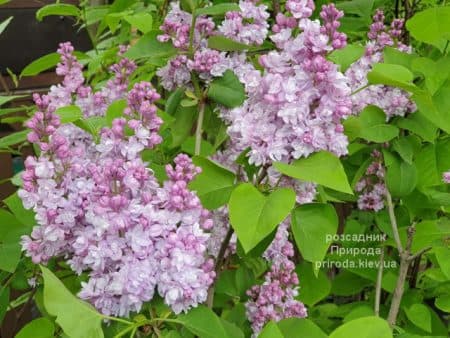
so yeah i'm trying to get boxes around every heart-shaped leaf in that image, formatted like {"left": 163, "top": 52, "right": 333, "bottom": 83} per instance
{"left": 274, "top": 151, "right": 353, "bottom": 194}
{"left": 229, "top": 184, "right": 296, "bottom": 253}
{"left": 40, "top": 266, "right": 104, "bottom": 338}
{"left": 291, "top": 203, "right": 338, "bottom": 266}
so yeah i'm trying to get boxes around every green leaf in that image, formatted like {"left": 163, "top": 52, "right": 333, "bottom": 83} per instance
{"left": 20, "top": 53, "right": 60, "bottom": 77}
{"left": 412, "top": 88, "right": 450, "bottom": 135}
{"left": 259, "top": 321, "right": 284, "bottom": 338}
{"left": 0, "top": 16, "right": 12, "bottom": 35}
{"left": 220, "top": 318, "right": 244, "bottom": 338}
{"left": 181, "top": 137, "right": 214, "bottom": 157}
{"left": 180, "top": 0, "right": 197, "bottom": 13}
{"left": 412, "top": 57, "right": 450, "bottom": 94}
{"left": 343, "top": 305, "right": 375, "bottom": 322}
{"left": 0, "top": 209, "right": 30, "bottom": 272}
{"left": 274, "top": 151, "right": 353, "bottom": 194}
{"left": 385, "top": 157, "right": 417, "bottom": 197}
{"left": 405, "top": 304, "right": 432, "bottom": 333}
{"left": 208, "top": 70, "right": 245, "bottom": 108}
{"left": 434, "top": 246, "right": 450, "bottom": 279}
{"left": 124, "top": 13, "right": 153, "bottom": 33}
{"left": 383, "top": 47, "right": 416, "bottom": 70}
{"left": 40, "top": 266, "right": 104, "bottom": 338}
{"left": 296, "top": 262, "right": 331, "bottom": 306}
{"left": 392, "top": 138, "right": 414, "bottom": 164}
{"left": 414, "top": 144, "right": 440, "bottom": 188}
{"left": 105, "top": 99, "right": 127, "bottom": 125}
{"left": 368, "top": 63, "right": 417, "bottom": 92}
{"left": 278, "top": 318, "right": 327, "bottom": 338}
{"left": 207, "top": 35, "right": 250, "bottom": 51}
{"left": 177, "top": 305, "right": 228, "bottom": 338}
{"left": 125, "top": 31, "right": 177, "bottom": 62}
{"left": 189, "top": 157, "right": 235, "bottom": 209}
{"left": 15, "top": 317, "right": 55, "bottom": 338}
{"left": 329, "top": 316, "right": 392, "bottom": 338}
{"left": 396, "top": 111, "right": 437, "bottom": 142}
{"left": 292, "top": 203, "right": 338, "bottom": 265}
{"left": 0, "top": 95, "right": 26, "bottom": 106}
{"left": 229, "top": 184, "right": 296, "bottom": 253}
{"left": 55, "top": 105, "right": 83, "bottom": 123}
{"left": 74, "top": 116, "right": 106, "bottom": 137}
{"left": 165, "top": 87, "right": 185, "bottom": 115}
{"left": 195, "top": 3, "right": 240, "bottom": 16}
{"left": 435, "top": 295, "right": 450, "bottom": 312}
{"left": 4, "top": 192, "right": 35, "bottom": 226}
{"left": 0, "top": 287, "right": 9, "bottom": 324}
{"left": 406, "top": 7, "right": 450, "bottom": 52}
{"left": 329, "top": 44, "right": 365, "bottom": 72}
{"left": 344, "top": 106, "right": 399, "bottom": 143}
{"left": 0, "top": 129, "right": 28, "bottom": 148}
{"left": 36, "top": 4, "right": 80, "bottom": 21}
{"left": 398, "top": 220, "right": 450, "bottom": 254}
{"left": 169, "top": 105, "right": 197, "bottom": 147}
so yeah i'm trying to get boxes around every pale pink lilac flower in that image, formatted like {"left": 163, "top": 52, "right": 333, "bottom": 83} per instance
{"left": 246, "top": 222, "right": 307, "bottom": 336}
{"left": 345, "top": 10, "right": 416, "bottom": 119}
{"left": 20, "top": 44, "right": 215, "bottom": 317}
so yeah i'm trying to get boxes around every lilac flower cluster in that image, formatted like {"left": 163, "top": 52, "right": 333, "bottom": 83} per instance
{"left": 156, "top": 1, "right": 269, "bottom": 90}
{"left": 245, "top": 222, "right": 307, "bottom": 335}
{"left": 345, "top": 10, "right": 416, "bottom": 119}
{"left": 218, "top": 0, "right": 270, "bottom": 45}
{"left": 221, "top": 3, "right": 352, "bottom": 167}
{"left": 355, "top": 150, "right": 386, "bottom": 211}
{"left": 20, "top": 43, "right": 215, "bottom": 316}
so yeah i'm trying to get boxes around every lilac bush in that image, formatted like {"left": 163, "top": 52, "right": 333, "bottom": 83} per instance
{"left": 1, "top": 0, "right": 449, "bottom": 337}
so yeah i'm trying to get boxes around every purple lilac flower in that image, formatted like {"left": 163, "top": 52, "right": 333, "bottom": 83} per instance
{"left": 345, "top": 10, "right": 416, "bottom": 119}
{"left": 218, "top": 0, "right": 270, "bottom": 46}
{"left": 220, "top": 4, "right": 351, "bottom": 166}
{"left": 245, "top": 222, "right": 307, "bottom": 335}
{"left": 20, "top": 44, "right": 215, "bottom": 317}
{"left": 356, "top": 150, "right": 386, "bottom": 212}
{"left": 443, "top": 171, "right": 450, "bottom": 184}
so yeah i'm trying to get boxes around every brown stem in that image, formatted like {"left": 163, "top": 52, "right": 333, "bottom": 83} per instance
{"left": 387, "top": 225, "right": 415, "bottom": 327}
{"left": 255, "top": 165, "right": 268, "bottom": 185}
{"left": 272, "top": 0, "right": 280, "bottom": 18}
{"left": 194, "top": 101, "right": 205, "bottom": 156}
{"left": 206, "top": 227, "right": 234, "bottom": 308}
{"left": 375, "top": 246, "right": 385, "bottom": 316}
{"left": 386, "top": 190, "right": 404, "bottom": 254}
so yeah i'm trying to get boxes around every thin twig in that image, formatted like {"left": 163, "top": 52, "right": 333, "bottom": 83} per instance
{"left": 385, "top": 190, "right": 404, "bottom": 254}
{"left": 408, "top": 246, "right": 432, "bottom": 262}
{"left": 374, "top": 246, "right": 385, "bottom": 316}
{"left": 194, "top": 101, "right": 205, "bottom": 156}
{"left": 206, "top": 227, "right": 234, "bottom": 308}
{"left": 387, "top": 224, "right": 415, "bottom": 327}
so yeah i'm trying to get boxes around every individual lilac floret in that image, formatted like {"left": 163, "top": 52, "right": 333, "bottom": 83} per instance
{"left": 246, "top": 223, "right": 307, "bottom": 336}
{"left": 346, "top": 10, "right": 416, "bottom": 119}
{"left": 356, "top": 150, "right": 386, "bottom": 212}
{"left": 286, "top": 0, "right": 315, "bottom": 19}
{"left": 443, "top": 171, "right": 450, "bottom": 184}
{"left": 218, "top": 0, "right": 270, "bottom": 46}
